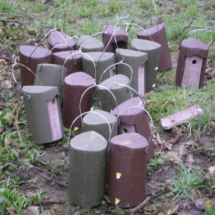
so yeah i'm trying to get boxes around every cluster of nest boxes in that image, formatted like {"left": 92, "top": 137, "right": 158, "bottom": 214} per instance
{"left": 17, "top": 22, "right": 209, "bottom": 208}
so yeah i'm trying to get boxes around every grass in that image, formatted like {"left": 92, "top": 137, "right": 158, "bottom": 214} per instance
{"left": 172, "top": 163, "right": 213, "bottom": 199}
{"left": 1, "top": 0, "right": 215, "bottom": 213}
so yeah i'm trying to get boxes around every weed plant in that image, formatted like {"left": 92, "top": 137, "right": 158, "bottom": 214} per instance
{"left": 172, "top": 163, "right": 213, "bottom": 199}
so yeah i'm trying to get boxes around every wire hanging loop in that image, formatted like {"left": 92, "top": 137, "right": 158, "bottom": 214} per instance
{"left": 67, "top": 110, "right": 112, "bottom": 145}
{"left": 98, "top": 60, "right": 133, "bottom": 86}
{"left": 11, "top": 54, "right": 43, "bottom": 100}
{"left": 123, "top": 20, "right": 154, "bottom": 42}
{"left": 79, "top": 80, "right": 119, "bottom": 124}
{"left": 61, "top": 50, "right": 82, "bottom": 85}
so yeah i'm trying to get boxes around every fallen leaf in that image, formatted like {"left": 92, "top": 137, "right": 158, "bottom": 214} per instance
{"left": 162, "top": 151, "right": 181, "bottom": 164}
{"left": 187, "top": 154, "right": 194, "bottom": 164}
{"left": 165, "top": 142, "right": 172, "bottom": 150}
{"left": 166, "top": 204, "right": 179, "bottom": 215}
{"left": 1, "top": 79, "right": 14, "bottom": 89}
{"left": 191, "top": 189, "right": 200, "bottom": 201}
{"left": 209, "top": 166, "right": 215, "bottom": 174}
{"left": 156, "top": 132, "right": 162, "bottom": 144}
{"left": 169, "top": 127, "right": 181, "bottom": 144}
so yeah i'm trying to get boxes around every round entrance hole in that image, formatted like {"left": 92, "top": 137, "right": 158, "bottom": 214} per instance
{"left": 123, "top": 128, "right": 128, "bottom": 133}
{"left": 192, "top": 59, "right": 197, "bottom": 64}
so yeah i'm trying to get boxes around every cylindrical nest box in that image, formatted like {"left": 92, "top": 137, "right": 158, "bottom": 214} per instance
{"left": 107, "top": 133, "right": 148, "bottom": 208}
{"left": 102, "top": 24, "right": 128, "bottom": 53}
{"left": 19, "top": 45, "right": 52, "bottom": 86}
{"left": 48, "top": 31, "right": 76, "bottom": 53}
{"left": 131, "top": 39, "right": 161, "bottom": 93}
{"left": 77, "top": 35, "right": 104, "bottom": 52}
{"left": 82, "top": 52, "right": 115, "bottom": 84}
{"left": 22, "top": 86, "right": 63, "bottom": 144}
{"left": 97, "top": 74, "right": 133, "bottom": 112}
{"left": 34, "top": 64, "right": 67, "bottom": 104}
{"left": 83, "top": 109, "right": 118, "bottom": 141}
{"left": 52, "top": 50, "right": 82, "bottom": 75}
{"left": 63, "top": 72, "right": 94, "bottom": 129}
{"left": 137, "top": 23, "right": 171, "bottom": 72}
{"left": 69, "top": 131, "right": 107, "bottom": 207}
{"left": 176, "top": 38, "right": 209, "bottom": 89}
{"left": 112, "top": 97, "right": 154, "bottom": 161}
{"left": 115, "top": 48, "right": 148, "bottom": 96}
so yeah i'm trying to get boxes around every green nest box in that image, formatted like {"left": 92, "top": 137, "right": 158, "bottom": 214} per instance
{"left": 131, "top": 39, "right": 161, "bottom": 93}
{"left": 82, "top": 52, "right": 115, "bottom": 84}
{"left": 22, "top": 86, "right": 63, "bottom": 144}
{"left": 34, "top": 64, "right": 67, "bottom": 104}
{"left": 83, "top": 109, "right": 118, "bottom": 141}
{"left": 97, "top": 74, "right": 132, "bottom": 112}
{"left": 69, "top": 131, "right": 107, "bottom": 207}
{"left": 78, "top": 35, "right": 104, "bottom": 53}
{"left": 115, "top": 48, "right": 148, "bottom": 96}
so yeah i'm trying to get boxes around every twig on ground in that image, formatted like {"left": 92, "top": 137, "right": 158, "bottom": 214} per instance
{"left": 129, "top": 191, "right": 162, "bottom": 213}
{"left": 178, "top": 20, "right": 193, "bottom": 38}
{"left": 32, "top": 201, "right": 66, "bottom": 206}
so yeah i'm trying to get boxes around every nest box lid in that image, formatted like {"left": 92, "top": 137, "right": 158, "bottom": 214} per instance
{"left": 98, "top": 74, "right": 129, "bottom": 90}
{"left": 111, "top": 133, "right": 148, "bottom": 149}
{"left": 64, "top": 71, "right": 93, "bottom": 86}
{"left": 103, "top": 24, "right": 127, "bottom": 38}
{"left": 36, "top": 63, "right": 67, "bottom": 73}
{"left": 112, "top": 97, "right": 146, "bottom": 116}
{"left": 83, "top": 110, "right": 117, "bottom": 125}
{"left": 82, "top": 52, "right": 115, "bottom": 63}
{"left": 48, "top": 31, "right": 76, "bottom": 48}
{"left": 53, "top": 50, "right": 82, "bottom": 60}
{"left": 131, "top": 39, "right": 161, "bottom": 52}
{"left": 137, "top": 23, "right": 165, "bottom": 36}
{"left": 181, "top": 38, "right": 209, "bottom": 51}
{"left": 116, "top": 48, "right": 148, "bottom": 63}
{"left": 22, "top": 86, "right": 59, "bottom": 101}
{"left": 70, "top": 131, "right": 107, "bottom": 151}
{"left": 78, "top": 35, "right": 104, "bottom": 50}
{"left": 19, "top": 45, "right": 52, "bottom": 58}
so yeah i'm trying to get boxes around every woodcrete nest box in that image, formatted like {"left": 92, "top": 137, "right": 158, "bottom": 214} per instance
{"left": 77, "top": 35, "right": 104, "bottom": 52}
{"left": 137, "top": 23, "right": 172, "bottom": 72}
{"left": 48, "top": 31, "right": 76, "bottom": 53}
{"left": 112, "top": 97, "right": 154, "bottom": 161}
{"left": 176, "top": 38, "right": 209, "bottom": 89}
{"left": 116, "top": 48, "right": 148, "bottom": 96}
{"left": 83, "top": 109, "right": 118, "bottom": 141}
{"left": 102, "top": 24, "right": 128, "bottom": 53}
{"left": 22, "top": 86, "right": 63, "bottom": 144}
{"left": 63, "top": 72, "right": 94, "bottom": 129}
{"left": 34, "top": 64, "right": 67, "bottom": 104}
{"left": 97, "top": 74, "right": 133, "bottom": 112}
{"left": 107, "top": 133, "right": 148, "bottom": 208}
{"left": 69, "top": 131, "right": 107, "bottom": 207}
{"left": 131, "top": 39, "right": 161, "bottom": 93}
{"left": 19, "top": 45, "right": 52, "bottom": 86}
{"left": 82, "top": 52, "right": 115, "bottom": 84}
{"left": 52, "top": 50, "right": 82, "bottom": 75}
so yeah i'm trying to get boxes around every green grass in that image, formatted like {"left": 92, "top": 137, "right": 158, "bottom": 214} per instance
{"left": 172, "top": 163, "right": 213, "bottom": 199}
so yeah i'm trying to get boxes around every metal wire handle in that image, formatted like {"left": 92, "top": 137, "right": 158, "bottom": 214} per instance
{"left": 98, "top": 60, "right": 133, "bottom": 86}
{"left": 11, "top": 54, "right": 43, "bottom": 100}
{"left": 79, "top": 79, "right": 119, "bottom": 124}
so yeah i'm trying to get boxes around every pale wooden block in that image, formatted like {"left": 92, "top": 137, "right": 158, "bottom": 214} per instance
{"left": 161, "top": 105, "right": 204, "bottom": 130}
